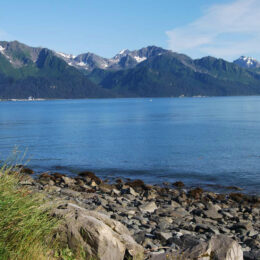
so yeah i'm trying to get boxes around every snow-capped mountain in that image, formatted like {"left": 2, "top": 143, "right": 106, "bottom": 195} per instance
{"left": 233, "top": 56, "right": 260, "bottom": 69}
{"left": 55, "top": 51, "right": 109, "bottom": 71}
{"left": 55, "top": 46, "right": 169, "bottom": 71}
{"left": 0, "top": 40, "right": 42, "bottom": 67}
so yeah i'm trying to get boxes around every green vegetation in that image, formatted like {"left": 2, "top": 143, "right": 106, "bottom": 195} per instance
{"left": 0, "top": 165, "right": 84, "bottom": 260}
{"left": 0, "top": 165, "right": 56, "bottom": 259}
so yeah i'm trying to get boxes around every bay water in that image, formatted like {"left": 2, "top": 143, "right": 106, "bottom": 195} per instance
{"left": 0, "top": 96, "right": 259, "bottom": 194}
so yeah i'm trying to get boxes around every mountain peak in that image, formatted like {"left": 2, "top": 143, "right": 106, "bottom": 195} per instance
{"left": 118, "top": 49, "right": 129, "bottom": 55}
{"left": 234, "top": 56, "right": 260, "bottom": 69}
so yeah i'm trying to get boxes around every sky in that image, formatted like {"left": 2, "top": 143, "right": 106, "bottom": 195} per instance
{"left": 0, "top": 0, "right": 260, "bottom": 61}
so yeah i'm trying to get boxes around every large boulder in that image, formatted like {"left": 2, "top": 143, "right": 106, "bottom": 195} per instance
{"left": 148, "top": 235, "right": 243, "bottom": 260}
{"left": 209, "top": 235, "right": 243, "bottom": 260}
{"left": 53, "top": 203, "right": 144, "bottom": 260}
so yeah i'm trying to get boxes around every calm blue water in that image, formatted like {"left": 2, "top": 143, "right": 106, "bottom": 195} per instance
{"left": 0, "top": 97, "right": 259, "bottom": 194}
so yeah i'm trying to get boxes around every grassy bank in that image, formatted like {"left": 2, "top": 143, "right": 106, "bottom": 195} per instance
{"left": 0, "top": 166, "right": 78, "bottom": 260}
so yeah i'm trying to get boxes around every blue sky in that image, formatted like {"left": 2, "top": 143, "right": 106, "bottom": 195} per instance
{"left": 1, "top": 0, "right": 259, "bottom": 61}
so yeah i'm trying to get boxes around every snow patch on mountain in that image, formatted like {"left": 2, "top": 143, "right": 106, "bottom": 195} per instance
{"left": 0, "top": 45, "right": 5, "bottom": 53}
{"left": 101, "top": 63, "right": 108, "bottom": 68}
{"left": 0, "top": 45, "right": 14, "bottom": 64}
{"left": 134, "top": 56, "right": 147, "bottom": 63}
{"left": 119, "top": 49, "right": 128, "bottom": 55}
{"left": 77, "top": 62, "right": 87, "bottom": 67}
{"left": 56, "top": 52, "right": 75, "bottom": 59}
{"left": 242, "top": 56, "right": 255, "bottom": 66}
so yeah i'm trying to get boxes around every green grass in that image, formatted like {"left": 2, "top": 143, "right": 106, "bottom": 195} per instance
{"left": 0, "top": 165, "right": 57, "bottom": 259}
{"left": 0, "top": 165, "right": 84, "bottom": 260}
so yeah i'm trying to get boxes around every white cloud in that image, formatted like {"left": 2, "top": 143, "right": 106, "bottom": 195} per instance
{"left": 166, "top": 0, "right": 260, "bottom": 61}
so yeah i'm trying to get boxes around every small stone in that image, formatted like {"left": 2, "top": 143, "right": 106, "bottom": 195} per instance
{"left": 188, "top": 187, "right": 203, "bottom": 199}
{"left": 16, "top": 165, "right": 34, "bottom": 174}
{"left": 19, "top": 175, "right": 35, "bottom": 186}
{"left": 125, "top": 179, "right": 146, "bottom": 191}
{"left": 247, "top": 229, "right": 258, "bottom": 237}
{"left": 139, "top": 201, "right": 158, "bottom": 213}
{"left": 204, "top": 207, "right": 222, "bottom": 220}
{"left": 222, "top": 211, "right": 234, "bottom": 219}
{"left": 112, "top": 188, "right": 121, "bottom": 196}
{"left": 90, "top": 180, "right": 97, "bottom": 187}
{"left": 231, "top": 222, "right": 253, "bottom": 231}
{"left": 129, "top": 187, "right": 138, "bottom": 196}
{"left": 144, "top": 190, "right": 157, "bottom": 200}
{"left": 155, "top": 231, "right": 172, "bottom": 242}
{"left": 173, "top": 181, "right": 185, "bottom": 188}
{"left": 78, "top": 171, "right": 102, "bottom": 184}
{"left": 44, "top": 185, "right": 61, "bottom": 193}
{"left": 133, "top": 230, "right": 146, "bottom": 244}
{"left": 170, "top": 201, "right": 181, "bottom": 208}
{"left": 62, "top": 176, "right": 75, "bottom": 187}
{"left": 61, "top": 188, "right": 81, "bottom": 198}
{"left": 98, "top": 183, "right": 112, "bottom": 193}
{"left": 252, "top": 208, "right": 259, "bottom": 215}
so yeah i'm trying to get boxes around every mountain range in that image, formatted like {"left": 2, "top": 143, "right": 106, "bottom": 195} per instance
{"left": 0, "top": 40, "right": 260, "bottom": 99}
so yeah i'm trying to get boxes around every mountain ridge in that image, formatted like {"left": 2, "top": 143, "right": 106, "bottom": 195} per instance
{"left": 1, "top": 40, "right": 260, "bottom": 99}
{"left": 55, "top": 45, "right": 169, "bottom": 71}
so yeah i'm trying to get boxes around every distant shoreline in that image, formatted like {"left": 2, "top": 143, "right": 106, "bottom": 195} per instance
{"left": 2, "top": 95, "right": 260, "bottom": 102}
{"left": 0, "top": 98, "right": 46, "bottom": 102}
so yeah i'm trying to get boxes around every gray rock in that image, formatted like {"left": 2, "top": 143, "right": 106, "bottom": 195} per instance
{"left": 151, "top": 234, "right": 243, "bottom": 260}
{"left": 209, "top": 235, "right": 243, "bottom": 260}
{"left": 112, "top": 188, "right": 121, "bottom": 196}
{"left": 53, "top": 203, "right": 144, "bottom": 260}
{"left": 44, "top": 185, "right": 61, "bottom": 193}
{"left": 154, "top": 231, "right": 172, "bottom": 243}
{"left": 195, "top": 224, "right": 219, "bottom": 234}
{"left": 61, "top": 176, "right": 75, "bottom": 187}
{"left": 252, "top": 208, "right": 259, "bottom": 215}
{"left": 156, "top": 206, "right": 189, "bottom": 219}
{"left": 98, "top": 183, "right": 113, "bottom": 193}
{"left": 60, "top": 188, "right": 81, "bottom": 198}
{"left": 204, "top": 207, "right": 222, "bottom": 220}
{"left": 244, "top": 250, "right": 260, "bottom": 260}
{"left": 19, "top": 175, "right": 35, "bottom": 186}
{"left": 232, "top": 222, "right": 253, "bottom": 231}
{"left": 247, "top": 229, "right": 258, "bottom": 237}
{"left": 139, "top": 201, "right": 158, "bottom": 213}
{"left": 133, "top": 230, "right": 146, "bottom": 244}
{"left": 170, "top": 201, "right": 181, "bottom": 208}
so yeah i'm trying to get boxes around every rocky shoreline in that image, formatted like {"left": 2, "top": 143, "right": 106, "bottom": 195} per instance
{"left": 19, "top": 167, "right": 260, "bottom": 259}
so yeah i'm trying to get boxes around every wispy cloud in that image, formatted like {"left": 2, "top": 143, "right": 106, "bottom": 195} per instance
{"left": 166, "top": 0, "right": 260, "bottom": 60}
